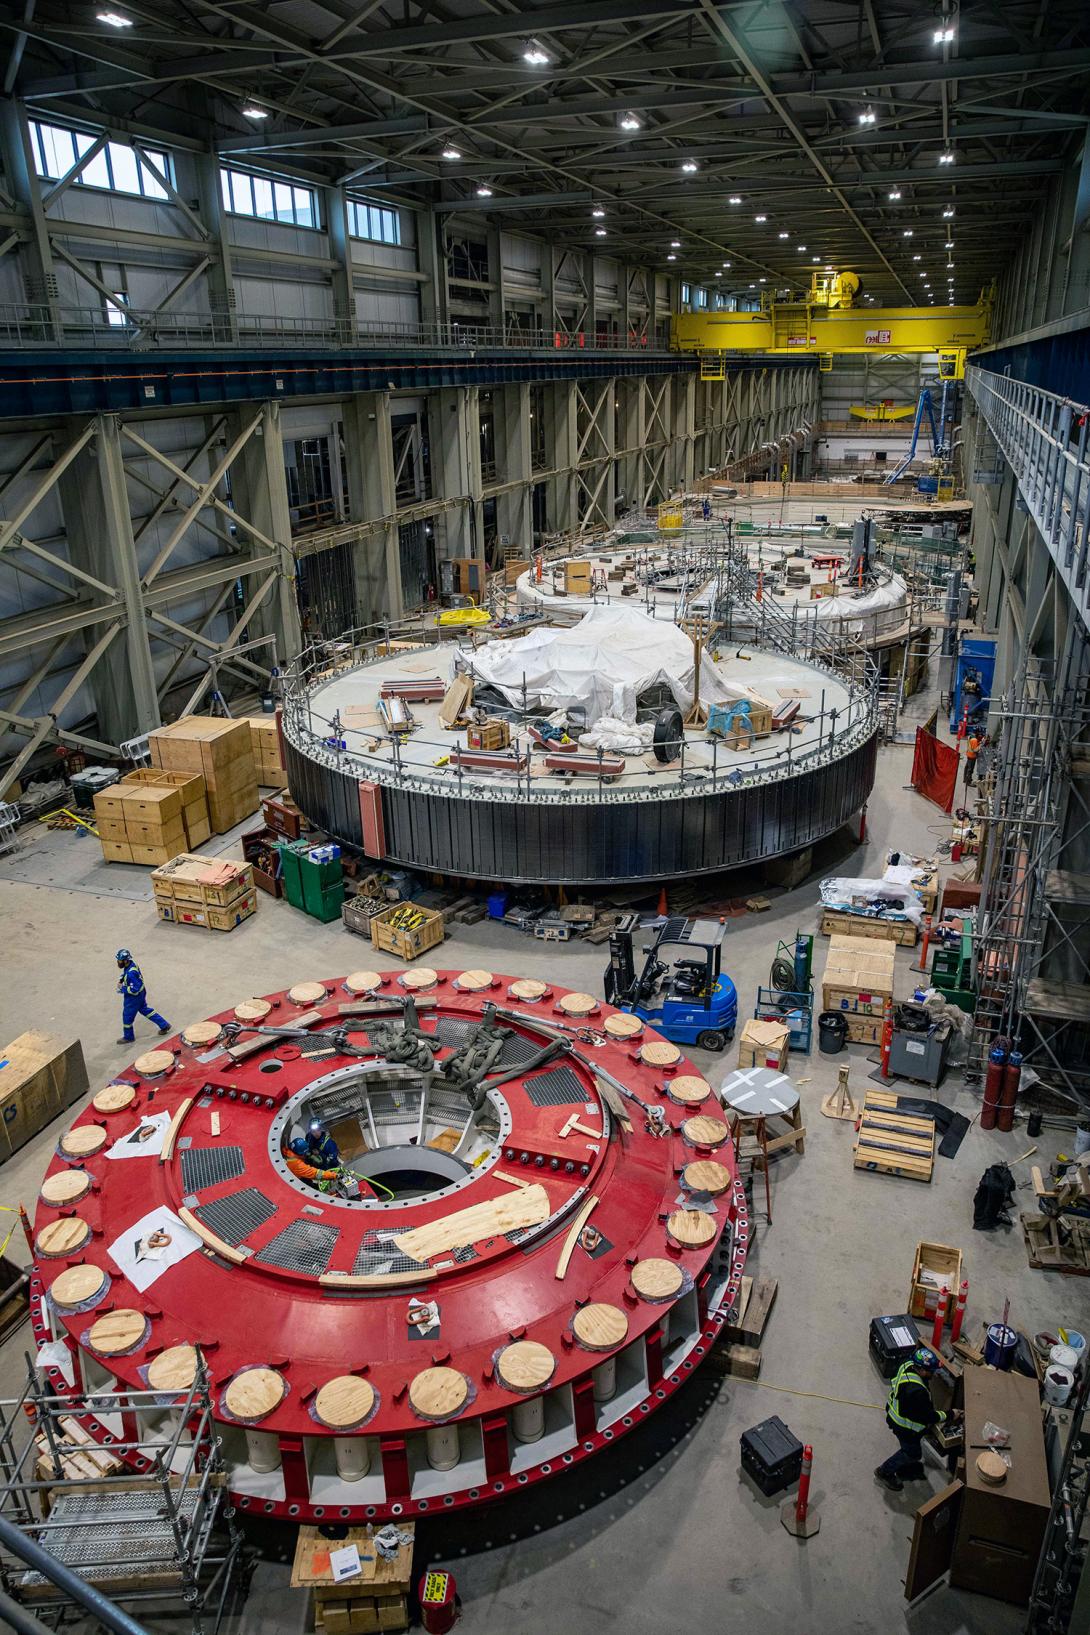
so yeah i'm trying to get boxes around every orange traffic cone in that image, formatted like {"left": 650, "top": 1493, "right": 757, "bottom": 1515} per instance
{"left": 657, "top": 885, "right": 668, "bottom": 917}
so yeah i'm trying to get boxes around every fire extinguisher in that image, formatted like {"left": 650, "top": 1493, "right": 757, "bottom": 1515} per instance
{"left": 981, "top": 1040, "right": 1008, "bottom": 1130}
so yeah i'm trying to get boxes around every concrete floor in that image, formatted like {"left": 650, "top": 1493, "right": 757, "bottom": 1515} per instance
{"left": 0, "top": 732, "right": 1076, "bottom": 1635}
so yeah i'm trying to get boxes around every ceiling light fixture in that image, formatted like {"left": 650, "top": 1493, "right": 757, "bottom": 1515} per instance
{"left": 619, "top": 113, "right": 641, "bottom": 131}
{"left": 947, "top": 260, "right": 954, "bottom": 268}
{"left": 476, "top": 185, "right": 493, "bottom": 197}
{"left": 755, "top": 214, "right": 767, "bottom": 222}
{"left": 667, "top": 253, "right": 676, "bottom": 261}
{"left": 913, "top": 253, "right": 921, "bottom": 261}
{"left": 728, "top": 195, "right": 742, "bottom": 205}
{"left": 681, "top": 159, "right": 698, "bottom": 173}
{"left": 797, "top": 244, "right": 806, "bottom": 251}
{"left": 241, "top": 105, "right": 268, "bottom": 119}
{"left": 722, "top": 261, "right": 731, "bottom": 268}
{"left": 778, "top": 231, "right": 789, "bottom": 239}
{"left": 670, "top": 240, "right": 681, "bottom": 248}
{"left": 888, "top": 189, "right": 902, "bottom": 200}
{"left": 812, "top": 255, "right": 820, "bottom": 262}
{"left": 933, "top": 25, "right": 955, "bottom": 43}
{"left": 945, "top": 240, "right": 954, "bottom": 249}
{"left": 858, "top": 109, "right": 876, "bottom": 125}
{"left": 591, "top": 207, "right": 605, "bottom": 218}
{"left": 522, "top": 42, "right": 549, "bottom": 64}
{"left": 903, "top": 229, "right": 913, "bottom": 237}
{"left": 441, "top": 146, "right": 461, "bottom": 160}
{"left": 595, "top": 227, "right": 607, "bottom": 237}
{"left": 97, "top": 10, "right": 133, "bottom": 24}
{"left": 938, "top": 151, "right": 955, "bottom": 165}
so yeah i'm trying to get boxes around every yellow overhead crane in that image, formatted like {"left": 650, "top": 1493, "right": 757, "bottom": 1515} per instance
{"left": 672, "top": 270, "right": 992, "bottom": 380}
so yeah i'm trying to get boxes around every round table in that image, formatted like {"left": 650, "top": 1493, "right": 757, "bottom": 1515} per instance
{"left": 719, "top": 1065, "right": 800, "bottom": 1224}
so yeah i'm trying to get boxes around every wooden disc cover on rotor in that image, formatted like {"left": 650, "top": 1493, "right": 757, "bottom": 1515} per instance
{"left": 683, "top": 1160, "right": 732, "bottom": 1197}
{"left": 49, "top": 1264, "right": 106, "bottom": 1308}
{"left": 666, "top": 1074, "right": 711, "bottom": 1106}
{"left": 631, "top": 1258, "right": 684, "bottom": 1300}
{"left": 509, "top": 979, "right": 548, "bottom": 1001}
{"left": 557, "top": 991, "right": 596, "bottom": 1016}
{"left": 182, "top": 1020, "right": 222, "bottom": 1047}
{"left": 409, "top": 1366, "right": 468, "bottom": 1419}
{"left": 89, "top": 1308, "right": 147, "bottom": 1356}
{"left": 976, "top": 1451, "right": 1008, "bottom": 1486}
{"left": 41, "top": 1169, "right": 90, "bottom": 1206}
{"left": 60, "top": 1124, "right": 106, "bottom": 1158}
{"left": 148, "top": 1344, "right": 199, "bottom": 1393}
{"left": 682, "top": 1115, "right": 728, "bottom": 1147}
{"left": 345, "top": 971, "right": 382, "bottom": 995}
{"left": 288, "top": 982, "right": 327, "bottom": 1006}
{"left": 401, "top": 967, "right": 439, "bottom": 991}
{"left": 604, "top": 1013, "right": 643, "bottom": 1039}
{"left": 92, "top": 1084, "right": 136, "bottom": 1114}
{"left": 455, "top": 969, "right": 494, "bottom": 991}
{"left": 134, "top": 1049, "right": 174, "bottom": 1078}
{"left": 224, "top": 1366, "right": 286, "bottom": 1421}
{"left": 640, "top": 1039, "right": 681, "bottom": 1067}
{"left": 572, "top": 1303, "right": 629, "bottom": 1351}
{"left": 36, "top": 1217, "right": 91, "bottom": 1258}
{"left": 666, "top": 1209, "right": 719, "bottom": 1248}
{"left": 315, "top": 1375, "right": 376, "bottom": 1429}
{"left": 496, "top": 1341, "right": 555, "bottom": 1393}
{"left": 235, "top": 998, "right": 271, "bottom": 1023}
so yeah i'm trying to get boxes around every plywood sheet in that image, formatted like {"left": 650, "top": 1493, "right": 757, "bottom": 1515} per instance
{"left": 392, "top": 1183, "right": 550, "bottom": 1263}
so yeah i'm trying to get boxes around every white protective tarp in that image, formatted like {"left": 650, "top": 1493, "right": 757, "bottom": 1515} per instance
{"left": 807, "top": 573, "right": 908, "bottom": 638}
{"left": 457, "top": 606, "right": 762, "bottom": 727}
{"left": 819, "top": 874, "right": 926, "bottom": 926}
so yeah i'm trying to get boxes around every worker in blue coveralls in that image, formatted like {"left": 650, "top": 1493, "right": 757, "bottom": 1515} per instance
{"left": 115, "top": 949, "right": 171, "bottom": 1044}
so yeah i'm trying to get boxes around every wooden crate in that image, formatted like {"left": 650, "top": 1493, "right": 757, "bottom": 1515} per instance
{"left": 242, "top": 714, "right": 287, "bottom": 786}
{"left": 737, "top": 1017, "right": 789, "bottom": 1071}
{"left": 909, "top": 1240, "right": 963, "bottom": 1321}
{"left": 292, "top": 1523, "right": 412, "bottom": 1635}
{"left": 149, "top": 716, "right": 259, "bottom": 835}
{"left": 819, "top": 910, "right": 917, "bottom": 946}
{"left": 151, "top": 854, "right": 255, "bottom": 908}
{"left": 369, "top": 903, "right": 445, "bottom": 961}
{"left": 156, "top": 890, "right": 257, "bottom": 932}
{"left": 821, "top": 933, "right": 895, "bottom": 1021}
{"left": 853, "top": 1090, "right": 934, "bottom": 1182}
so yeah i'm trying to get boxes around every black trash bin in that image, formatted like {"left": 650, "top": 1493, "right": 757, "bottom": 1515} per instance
{"left": 818, "top": 1011, "right": 848, "bottom": 1055}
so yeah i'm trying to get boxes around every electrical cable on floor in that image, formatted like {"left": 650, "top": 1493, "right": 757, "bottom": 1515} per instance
{"left": 730, "top": 1378, "right": 883, "bottom": 1411}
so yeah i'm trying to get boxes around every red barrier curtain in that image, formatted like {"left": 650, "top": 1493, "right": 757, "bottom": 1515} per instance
{"left": 910, "top": 726, "right": 959, "bottom": 814}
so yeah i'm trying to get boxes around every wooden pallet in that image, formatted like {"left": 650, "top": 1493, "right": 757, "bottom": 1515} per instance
{"left": 1021, "top": 1210, "right": 1090, "bottom": 1275}
{"left": 820, "top": 910, "right": 917, "bottom": 946}
{"left": 853, "top": 1090, "right": 934, "bottom": 1181}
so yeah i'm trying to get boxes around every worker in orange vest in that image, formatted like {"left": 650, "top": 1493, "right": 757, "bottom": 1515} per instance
{"left": 964, "top": 730, "right": 985, "bottom": 785}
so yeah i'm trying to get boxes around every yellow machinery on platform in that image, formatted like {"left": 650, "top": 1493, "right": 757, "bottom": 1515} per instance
{"left": 672, "top": 271, "right": 992, "bottom": 380}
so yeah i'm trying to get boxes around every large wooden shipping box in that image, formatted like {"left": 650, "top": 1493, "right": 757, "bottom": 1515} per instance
{"left": 0, "top": 1031, "right": 88, "bottom": 1162}
{"left": 151, "top": 854, "right": 258, "bottom": 932}
{"left": 121, "top": 769, "right": 211, "bottom": 847}
{"left": 821, "top": 933, "right": 896, "bottom": 1045}
{"left": 149, "top": 717, "right": 259, "bottom": 834}
{"left": 93, "top": 779, "right": 204, "bottom": 866}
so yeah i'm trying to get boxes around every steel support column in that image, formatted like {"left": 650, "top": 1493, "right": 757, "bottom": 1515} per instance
{"left": 494, "top": 382, "right": 533, "bottom": 549}
{"left": 342, "top": 392, "right": 404, "bottom": 623}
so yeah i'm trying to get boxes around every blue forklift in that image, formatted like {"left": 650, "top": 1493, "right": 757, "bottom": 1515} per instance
{"left": 604, "top": 916, "right": 738, "bottom": 1051}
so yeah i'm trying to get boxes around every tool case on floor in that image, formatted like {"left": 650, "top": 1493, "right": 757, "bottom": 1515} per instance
{"left": 869, "top": 1313, "right": 921, "bottom": 1379}
{"left": 739, "top": 1415, "right": 803, "bottom": 1496}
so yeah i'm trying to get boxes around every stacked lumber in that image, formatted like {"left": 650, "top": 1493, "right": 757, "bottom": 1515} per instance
{"left": 853, "top": 1089, "right": 935, "bottom": 1181}
{"left": 710, "top": 1276, "right": 779, "bottom": 1379}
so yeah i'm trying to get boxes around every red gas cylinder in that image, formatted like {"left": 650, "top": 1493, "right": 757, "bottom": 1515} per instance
{"left": 420, "top": 1570, "right": 457, "bottom": 1634}
{"left": 997, "top": 1051, "right": 1022, "bottom": 1134}
{"left": 981, "top": 1043, "right": 1007, "bottom": 1131}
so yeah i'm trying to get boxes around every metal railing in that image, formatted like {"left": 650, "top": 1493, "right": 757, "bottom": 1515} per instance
{"left": 965, "top": 365, "right": 1090, "bottom": 628}
{"left": 0, "top": 303, "right": 673, "bottom": 356}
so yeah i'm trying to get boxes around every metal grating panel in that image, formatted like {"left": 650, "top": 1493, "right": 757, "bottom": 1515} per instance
{"left": 523, "top": 1065, "right": 587, "bottom": 1107}
{"left": 352, "top": 1233, "right": 426, "bottom": 1277}
{"left": 368, "top": 1085, "right": 422, "bottom": 1127}
{"left": 498, "top": 1031, "right": 544, "bottom": 1067}
{"left": 256, "top": 1218, "right": 340, "bottom": 1276}
{"left": 181, "top": 1144, "right": 245, "bottom": 1192}
{"left": 23, "top": 1488, "right": 202, "bottom": 1583}
{"left": 431, "top": 1018, "right": 477, "bottom": 1048}
{"left": 195, "top": 1187, "right": 277, "bottom": 1247}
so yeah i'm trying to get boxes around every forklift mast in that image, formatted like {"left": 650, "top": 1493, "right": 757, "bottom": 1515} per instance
{"left": 605, "top": 926, "right": 636, "bottom": 1006}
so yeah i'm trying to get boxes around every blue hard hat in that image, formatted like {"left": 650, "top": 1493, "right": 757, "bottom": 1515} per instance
{"left": 913, "top": 1347, "right": 939, "bottom": 1373}
{"left": 116, "top": 948, "right": 132, "bottom": 964}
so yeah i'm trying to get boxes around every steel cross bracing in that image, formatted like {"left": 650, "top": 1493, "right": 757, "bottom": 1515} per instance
{"left": 1026, "top": 1362, "right": 1090, "bottom": 1634}
{"left": 969, "top": 655, "right": 1090, "bottom": 1106}
{"left": 965, "top": 367, "right": 1090, "bottom": 636}
{"left": 1, "top": 3, "right": 1087, "bottom": 312}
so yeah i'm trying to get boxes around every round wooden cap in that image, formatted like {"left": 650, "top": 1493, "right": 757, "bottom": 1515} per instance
{"left": 604, "top": 1013, "right": 643, "bottom": 1039}
{"left": 93, "top": 1083, "right": 136, "bottom": 1115}
{"left": 182, "top": 1020, "right": 222, "bottom": 1048}
{"left": 455, "top": 969, "right": 493, "bottom": 991}
{"left": 682, "top": 1115, "right": 729, "bottom": 1147}
{"left": 50, "top": 1264, "right": 105, "bottom": 1308}
{"left": 36, "top": 1217, "right": 91, "bottom": 1258}
{"left": 134, "top": 1049, "right": 174, "bottom": 1078}
{"left": 683, "top": 1160, "right": 732, "bottom": 1197}
{"left": 60, "top": 1125, "right": 106, "bottom": 1159}
{"left": 42, "top": 1169, "right": 90, "bottom": 1206}
{"left": 640, "top": 1039, "right": 681, "bottom": 1067}
{"left": 401, "top": 967, "right": 438, "bottom": 991}
{"left": 666, "top": 1209, "right": 719, "bottom": 1249}
{"left": 666, "top": 1074, "right": 711, "bottom": 1106}
{"left": 572, "top": 1303, "right": 629, "bottom": 1351}
{"left": 224, "top": 1366, "right": 285, "bottom": 1422}
{"left": 288, "top": 981, "right": 326, "bottom": 1006}
{"left": 235, "top": 998, "right": 271, "bottom": 1023}
{"left": 345, "top": 971, "right": 383, "bottom": 995}
{"left": 976, "top": 1451, "right": 1008, "bottom": 1486}
{"left": 509, "top": 979, "right": 548, "bottom": 1001}
{"left": 148, "top": 1344, "right": 199, "bottom": 1393}
{"left": 315, "top": 1375, "right": 376, "bottom": 1430}
{"left": 89, "top": 1308, "right": 147, "bottom": 1357}
{"left": 632, "top": 1258, "right": 684, "bottom": 1300}
{"left": 496, "top": 1341, "right": 555, "bottom": 1393}
{"left": 557, "top": 991, "right": 597, "bottom": 1016}
{"left": 409, "top": 1366, "right": 468, "bottom": 1419}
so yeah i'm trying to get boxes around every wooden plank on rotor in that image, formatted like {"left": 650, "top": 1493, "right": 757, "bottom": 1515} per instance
{"left": 439, "top": 673, "right": 473, "bottom": 728}
{"left": 554, "top": 1193, "right": 600, "bottom": 1280}
{"left": 392, "top": 1183, "right": 550, "bottom": 1263}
